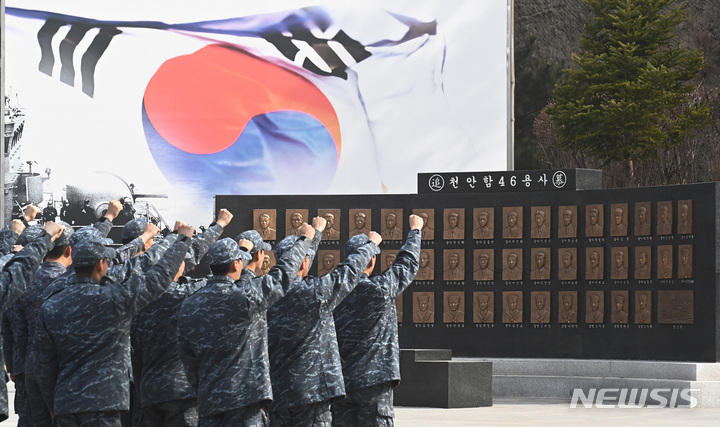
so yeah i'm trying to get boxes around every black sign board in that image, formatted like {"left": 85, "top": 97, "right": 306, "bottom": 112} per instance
{"left": 418, "top": 169, "right": 602, "bottom": 194}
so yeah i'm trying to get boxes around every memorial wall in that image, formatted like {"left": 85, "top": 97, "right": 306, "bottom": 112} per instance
{"left": 216, "top": 170, "right": 720, "bottom": 362}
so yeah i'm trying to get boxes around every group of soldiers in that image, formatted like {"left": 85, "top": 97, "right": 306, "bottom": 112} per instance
{"left": 0, "top": 199, "right": 422, "bottom": 427}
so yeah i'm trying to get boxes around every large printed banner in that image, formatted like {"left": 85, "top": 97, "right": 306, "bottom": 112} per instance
{"left": 4, "top": 0, "right": 509, "bottom": 226}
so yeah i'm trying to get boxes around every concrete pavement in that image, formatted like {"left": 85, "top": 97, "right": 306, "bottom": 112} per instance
{"left": 4, "top": 388, "right": 720, "bottom": 426}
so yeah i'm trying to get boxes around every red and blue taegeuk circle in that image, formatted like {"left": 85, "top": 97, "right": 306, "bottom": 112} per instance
{"left": 142, "top": 43, "right": 341, "bottom": 196}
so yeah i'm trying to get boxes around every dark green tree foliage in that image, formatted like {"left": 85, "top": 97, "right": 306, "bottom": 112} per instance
{"left": 548, "top": 0, "right": 712, "bottom": 164}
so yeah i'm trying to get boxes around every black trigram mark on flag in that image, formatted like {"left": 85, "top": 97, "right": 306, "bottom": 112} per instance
{"left": 264, "top": 30, "right": 371, "bottom": 79}
{"left": 37, "top": 19, "right": 122, "bottom": 97}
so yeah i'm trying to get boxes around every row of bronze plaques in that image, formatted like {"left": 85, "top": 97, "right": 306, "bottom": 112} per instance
{"left": 402, "top": 290, "right": 693, "bottom": 325}
{"left": 254, "top": 244, "right": 694, "bottom": 281}
{"left": 251, "top": 200, "right": 693, "bottom": 241}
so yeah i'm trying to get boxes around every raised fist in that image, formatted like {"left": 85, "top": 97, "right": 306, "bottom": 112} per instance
{"left": 216, "top": 209, "right": 233, "bottom": 228}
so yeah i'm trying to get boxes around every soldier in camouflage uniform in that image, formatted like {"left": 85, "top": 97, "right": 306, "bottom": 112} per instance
{"left": 0, "top": 220, "right": 65, "bottom": 423}
{"left": 331, "top": 215, "right": 422, "bottom": 426}
{"left": 236, "top": 229, "right": 273, "bottom": 279}
{"left": 39, "top": 200, "right": 150, "bottom": 301}
{"left": 132, "top": 209, "right": 234, "bottom": 426}
{"left": 4, "top": 223, "right": 59, "bottom": 427}
{"left": 10, "top": 222, "right": 74, "bottom": 427}
{"left": 34, "top": 221, "right": 195, "bottom": 426}
{"left": 0, "top": 205, "right": 41, "bottom": 255}
{"left": 177, "top": 220, "right": 315, "bottom": 427}
{"left": 16, "top": 200, "right": 125, "bottom": 426}
{"left": 267, "top": 218, "right": 382, "bottom": 426}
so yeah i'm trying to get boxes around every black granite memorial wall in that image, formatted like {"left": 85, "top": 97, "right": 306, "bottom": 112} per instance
{"left": 214, "top": 175, "right": 719, "bottom": 362}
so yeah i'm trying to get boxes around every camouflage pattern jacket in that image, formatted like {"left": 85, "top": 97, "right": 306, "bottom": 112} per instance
{"left": 0, "top": 224, "right": 20, "bottom": 256}
{"left": 333, "top": 229, "right": 421, "bottom": 393}
{"left": 177, "top": 236, "right": 311, "bottom": 416}
{"left": 0, "top": 232, "right": 55, "bottom": 421}
{"left": 13, "top": 261, "right": 67, "bottom": 376}
{"left": 267, "top": 238, "right": 378, "bottom": 412}
{"left": 131, "top": 224, "right": 224, "bottom": 408}
{"left": 33, "top": 236, "right": 192, "bottom": 415}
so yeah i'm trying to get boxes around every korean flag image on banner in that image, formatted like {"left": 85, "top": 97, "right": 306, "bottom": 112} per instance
{"left": 4, "top": 0, "right": 509, "bottom": 226}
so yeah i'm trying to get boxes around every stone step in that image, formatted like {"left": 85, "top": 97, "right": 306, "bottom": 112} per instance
{"left": 460, "top": 358, "right": 720, "bottom": 407}
{"left": 461, "top": 358, "right": 720, "bottom": 381}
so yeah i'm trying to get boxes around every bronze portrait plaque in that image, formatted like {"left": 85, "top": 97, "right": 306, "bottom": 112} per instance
{"left": 473, "top": 208, "right": 495, "bottom": 239}
{"left": 611, "top": 290, "right": 629, "bottom": 324}
{"left": 657, "top": 201, "right": 673, "bottom": 235}
{"left": 634, "top": 202, "right": 652, "bottom": 236}
{"left": 317, "top": 209, "right": 340, "bottom": 240}
{"left": 473, "top": 249, "right": 494, "bottom": 281}
{"left": 443, "top": 249, "right": 465, "bottom": 281}
{"left": 285, "top": 209, "right": 308, "bottom": 238}
{"left": 610, "top": 203, "right": 629, "bottom": 237}
{"left": 502, "top": 207, "right": 523, "bottom": 239}
{"left": 634, "top": 291, "right": 652, "bottom": 324}
{"left": 634, "top": 246, "right": 652, "bottom": 280}
{"left": 558, "top": 248, "right": 578, "bottom": 281}
{"left": 413, "top": 292, "right": 435, "bottom": 323}
{"left": 610, "top": 247, "right": 629, "bottom": 280}
{"left": 253, "top": 209, "right": 277, "bottom": 241}
{"left": 349, "top": 209, "right": 371, "bottom": 237}
{"left": 416, "top": 250, "right": 435, "bottom": 281}
{"left": 473, "top": 291, "right": 494, "bottom": 323}
{"left": 657, "top": 245, "right": 673, "bottom": 279}
{"left": 677, "top": 200, "right": 693, "bottom": 235}
{"left": 413, "top": 209, "right": 435, "bottom": 240}
{"left": 530, "top": 248, "right": 551, "bottom": 280}
{"left": 530, "top": 291, "right": 551, "bottom": 324}
{"left": 502, "top": 249, "right": 523, "bottom": 281}
{"left": 530, "top": 206, "right": 551, "bottom": 239}
{"left": 317, "top": 250, "right": 340, "bottom": 276}
{"left": 396, "top": 296, "right": 403, "bottom": 323}
{"left": 254, "top": 251, "right": 276, "bottom": 276}
{"left": 586, "top": 247, "right": 604, "bottom": 280}
{"left": 558, "top": 291, "right": 578, "bottom": 324}
{"left": 678, "top": 244, "right": 693, "bottom": 279}
{"left": 380, "top": 208, "right": 403, "bottom": 240}
{"left": 381, "top": 250, "right": 399, "bottom": 273}
{"left": 585, "top": 204, "right": 604, "bottom": 237}
{"left": 443, "top": 209, "right": 465, "bottom": 240}
{"left": 443, "top": 291, "right": 465, "bottom": 323}
{"left": 657, "top": 290, "right": 694, "bottom": 324}
{"left": 586, "top": 291, "right": 605, "bottom": 323}
{"left": 557, "top": 205, "right": 578, "bottom": 238}
{"left": 502, "top": 291, "right": 523, "bottom": 323}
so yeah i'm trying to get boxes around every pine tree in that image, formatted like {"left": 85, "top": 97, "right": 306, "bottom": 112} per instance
{"left": 547, "top": 0, "right": 712, "bottom": 177}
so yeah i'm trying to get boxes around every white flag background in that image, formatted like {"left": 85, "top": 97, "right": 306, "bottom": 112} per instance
{"left": 4, "top": 0, "right": 509, "bottom": 226}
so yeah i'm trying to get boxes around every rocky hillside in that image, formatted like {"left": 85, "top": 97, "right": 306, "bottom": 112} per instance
{"left": 513, "top": 0, "right": 720, "bottom": 183}
{"left": 515, "top": 0, "right": 719, "bottom": 85}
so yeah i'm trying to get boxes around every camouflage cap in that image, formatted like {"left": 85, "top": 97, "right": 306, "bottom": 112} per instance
{"left": 122, "top": 218, "right": 147, "bottom": 243}
{"left": 70, "top": 227, "right": 114, "bottom": 248}
{"left": 19, "top": 222, "right": 74, "bottom": 247}
{"left": 54, "top": 221, "right": 75, "bottom": 247}
{"left": 72, "top": 238, "right": 117, "bottom": 267}
{"left": 17, "top": 225, "right": 46, "bottom": 247}
{"left": 235, "top": 230, "right": 272, "bottom": 255}
{"left": 274, "top": 235, "right": 314, "bottom": 261}
{"left": 208, "top": 237, "right": 252, "bottom": 266}
{"left": 343, "top": 234, "right": 381, "bottom": 259}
